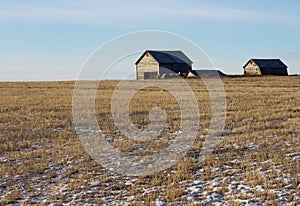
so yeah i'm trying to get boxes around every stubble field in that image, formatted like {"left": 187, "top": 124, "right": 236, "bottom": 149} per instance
{"left": 0, "top": 76, "right": 299, "bottom": 205}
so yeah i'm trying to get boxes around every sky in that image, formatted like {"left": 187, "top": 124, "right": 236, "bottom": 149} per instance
{"left": 0, "top": 0, "right": 300, "bottom": 81}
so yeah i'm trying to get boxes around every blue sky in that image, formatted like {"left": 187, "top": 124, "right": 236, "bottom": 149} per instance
{"left": 0, "top": 0, "right": 300, "bottom": 81}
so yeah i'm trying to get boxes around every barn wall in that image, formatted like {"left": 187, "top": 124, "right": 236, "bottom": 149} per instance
{"left": 172, "top": 63, "right": 191, "bottom": 74}
{"left": 244, "top": 61, "right": 261, "bottom": 75}
{"left": 185, "top": 71, "right": 197, "bottom": 78}
{"left": 136, "top": 52, "right": 159, "bottom": 80}
{"left": 260, "top": 68, "right": 288, "bottom": 76}
{"left": 159, "top": 63, "right": 191, "bottom": 74}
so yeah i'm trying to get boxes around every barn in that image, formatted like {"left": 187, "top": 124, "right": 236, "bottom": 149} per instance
{"left": 135, "top": 50, "right": 192, "bottom": 80}
{"left": 243, "top": 59, "right": 288, "bottom": 76}
{"left": 184, "top": 70, "right": 225, "bottom": 78}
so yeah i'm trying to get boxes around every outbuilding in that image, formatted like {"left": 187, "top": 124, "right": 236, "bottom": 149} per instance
{"left": 243, "top": 59, "right": 288, "bottom": 76}
{"left": 184, "top": 70, "right": 225, "bottom": 78}
{"left": 135, "top": 50, "right": 192, "bottom": 80}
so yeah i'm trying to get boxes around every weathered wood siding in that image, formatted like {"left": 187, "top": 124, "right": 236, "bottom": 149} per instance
{"left": 185, "top": 71, "right": 197, "bottom": 78}
{"left": 244, "top": 60, "right": 261, "bottom": 75}
{"left": 136, "top": 52, "right": 159, "bottom": 80}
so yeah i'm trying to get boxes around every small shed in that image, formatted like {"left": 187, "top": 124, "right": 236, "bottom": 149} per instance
{"left": 184, "top": 70, "right": 225, "bottom": 78}
{"left": 135, "top": 50, "right": 192, "bottom": 80}
{"left": 243, "top": 59, "right": 288, "bottom": 76}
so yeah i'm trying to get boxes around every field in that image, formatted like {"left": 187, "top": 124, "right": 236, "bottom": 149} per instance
{"left": 0, "top": 76, "right": 299, "bottom": 205}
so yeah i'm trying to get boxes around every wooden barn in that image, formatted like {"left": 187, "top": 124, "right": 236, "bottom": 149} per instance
{"left": 135, "top": 50, "right": 192, "bottom": 80}
{"left": 243, "top": 59, "right": 288, "bottom": 76}
{"left": 184, "top": 70, "right": 225, "bottom": 78}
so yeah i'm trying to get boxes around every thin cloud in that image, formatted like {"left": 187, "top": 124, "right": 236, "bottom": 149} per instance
{"left": 0, "top": 1, "right": 294, "bottom": 25}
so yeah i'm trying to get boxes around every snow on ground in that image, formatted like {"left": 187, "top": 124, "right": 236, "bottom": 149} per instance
{"left": 1, "top": 129, "right": 299, "bottom": 205}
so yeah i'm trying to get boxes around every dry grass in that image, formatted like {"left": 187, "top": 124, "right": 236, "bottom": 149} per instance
{"left": 0, "top": 76, "right": 299, "bottom": 205}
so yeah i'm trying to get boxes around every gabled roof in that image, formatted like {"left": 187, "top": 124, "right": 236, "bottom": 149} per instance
{"left": 243, "top": 59, "right": 287, "bottom": 69}
{"left": 184, "top": 70, "right": 225, "bottom": 78}
{"left": 135, "top": 50, "right": 193, "bottom": 65}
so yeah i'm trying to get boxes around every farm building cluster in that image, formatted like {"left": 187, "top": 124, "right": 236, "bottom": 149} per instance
{"left": 135, "top": 50, "right": 288, "bottom": 80}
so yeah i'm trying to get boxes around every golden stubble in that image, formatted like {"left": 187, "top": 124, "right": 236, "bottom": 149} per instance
{"left": 0, "top": 76, "right": 299, "bottom": 204}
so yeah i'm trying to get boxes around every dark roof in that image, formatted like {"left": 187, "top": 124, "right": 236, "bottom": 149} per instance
{"left": 135, "top": 50, "right": 193, "bottom": 65}
{"left": 244, "top": 59, "right": 287, "bottom": 69}
{"left": 184, "top": 70, "right": 225, "bottom": 78}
